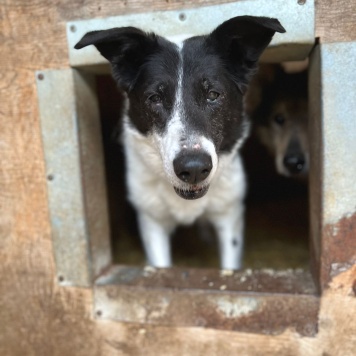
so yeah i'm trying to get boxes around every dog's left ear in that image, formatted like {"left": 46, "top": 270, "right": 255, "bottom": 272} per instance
{"left": 208, "top": 16, "right": 286, "bottom": 94}
{"left": 74, "top": 27, "right": 159, "bottom": 91}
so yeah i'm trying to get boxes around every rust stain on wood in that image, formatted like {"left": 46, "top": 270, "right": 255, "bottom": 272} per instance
{"left": 321, "top": 213, "right": 356, "bottom": 289}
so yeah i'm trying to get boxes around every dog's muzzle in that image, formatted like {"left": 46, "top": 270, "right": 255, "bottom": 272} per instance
{"left": 173, "top": 151, "right": 212, "bottom": 200}
{"left": 283, "top": 153, "right": 305, "bottom": 175}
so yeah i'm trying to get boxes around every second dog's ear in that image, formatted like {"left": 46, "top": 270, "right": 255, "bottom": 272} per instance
{"left": 75, "top": 27, "right": 159, "bottom": 91}
{"left": 208, "top": 16, "right": 285, "bottom": 94}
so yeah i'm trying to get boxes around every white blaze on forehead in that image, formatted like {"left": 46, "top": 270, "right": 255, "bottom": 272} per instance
{"left": 168, "top": 34, "right": 191, "bottom": 48}
{"left": 152, "top": 41, "right": 219, "bottom": 188}
{"left": 153, "top": 42, "right": 185, "bottom": 184}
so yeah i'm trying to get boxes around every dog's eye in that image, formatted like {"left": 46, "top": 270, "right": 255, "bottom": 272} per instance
{"left": 148, "top": 94, "right": 162, "bottom": 104}
{"left": 274, "top": 114, "right": 285, "bottom": 125}
{"left": 207, "top": 91, "right": 220, "bottom": 102}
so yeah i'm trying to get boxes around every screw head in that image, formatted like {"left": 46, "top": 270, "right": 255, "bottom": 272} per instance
{"left": 179, "top": 13, "right": 186, "bottom": 21}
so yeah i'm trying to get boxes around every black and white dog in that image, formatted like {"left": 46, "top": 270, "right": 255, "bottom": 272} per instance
{"left": 75, "top": 16, "right": 285, "bottom": 269}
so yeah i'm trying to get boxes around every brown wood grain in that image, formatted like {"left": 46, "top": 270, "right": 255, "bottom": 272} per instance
{"left": 1, "top": 1, "right": 356, "bottom": 355}
{"left": 315, "top": 0, "right": 356, "bottom": 43}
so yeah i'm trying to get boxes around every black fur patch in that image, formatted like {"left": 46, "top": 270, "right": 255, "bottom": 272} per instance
{"left": 180, "top": 36, "right": 245, "bottom": 153}
{"left": 127, "top": 38, "right": 180, "bottom": 134}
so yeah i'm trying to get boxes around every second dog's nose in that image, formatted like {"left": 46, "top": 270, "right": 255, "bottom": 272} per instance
{"left": 173, "top": 152, "right": 212, "bottom": 184}
{"left": 283, "top": 154, "right": 305, "bottom": 174}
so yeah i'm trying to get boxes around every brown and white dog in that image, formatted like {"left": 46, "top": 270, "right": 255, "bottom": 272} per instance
{"left": 247, "top": 62, "right": 309, "bottom": 177}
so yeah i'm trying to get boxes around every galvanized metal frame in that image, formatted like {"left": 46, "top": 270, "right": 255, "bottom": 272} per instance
{"left": 37, "top": 69, "right": 111, "bottom": 287}
{"left": 37, "top": 1, "right": 356, "bottom": 335}
{"left": 95, "top": 266, "right": 318, "bottom": 336}
{"left": 66, "top": 0, "right": 315, "bottom": 68}
{"left": 309, "top": 42, "right": 356, "bottom": 290}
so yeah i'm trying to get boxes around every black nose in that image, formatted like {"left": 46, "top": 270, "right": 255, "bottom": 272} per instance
{"left": 173, "top": 152, "right": 212, "bottom": 184}
{"left": 283, "top": 154, "right": 305, "bottom": 174}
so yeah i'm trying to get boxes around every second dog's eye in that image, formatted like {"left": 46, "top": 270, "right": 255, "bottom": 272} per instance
{"left": 207, "top": 91, "right": 220, "bottom": 102}
{"left": 148, "top": 94, "right": 162, "bottom": 104}
{"left": 274, "top": 114, "right": 286, "bottom": 125}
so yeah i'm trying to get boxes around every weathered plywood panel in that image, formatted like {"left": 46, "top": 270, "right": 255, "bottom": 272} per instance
{"left": 0, "top": 1, "right": 356, "bottom": 355}
{"left": 315, "top": 0, "right": 356, "bottom": 43}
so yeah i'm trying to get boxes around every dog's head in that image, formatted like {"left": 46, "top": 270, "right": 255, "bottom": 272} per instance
{"left": 248, "top": 65, "right": 308, "bottom": 177}
{"left": 265, "top": 97, "right": 309, "bottom": 177}
{"left": 75, "top": 16, "right": 285, "bottom": 199}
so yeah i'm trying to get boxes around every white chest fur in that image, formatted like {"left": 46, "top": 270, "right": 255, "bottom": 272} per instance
{"left": 122, "top": 118, "right": 246, "bottom": 227}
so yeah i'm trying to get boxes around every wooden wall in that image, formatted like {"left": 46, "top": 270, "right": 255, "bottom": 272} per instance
{"left": 0, "top": 1, "right": 355, "bottom": 355}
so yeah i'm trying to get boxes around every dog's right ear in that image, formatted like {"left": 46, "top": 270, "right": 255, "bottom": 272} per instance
{"left": 75, "top": 27, "right": 159, "bottom": 91}
{"left": 208, "top": 16, "right": 285, "bottom": 94}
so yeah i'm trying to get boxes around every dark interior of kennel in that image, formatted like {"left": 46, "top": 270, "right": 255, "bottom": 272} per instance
{"left": 96, "top": 73, "right": 309, "bottom": 270}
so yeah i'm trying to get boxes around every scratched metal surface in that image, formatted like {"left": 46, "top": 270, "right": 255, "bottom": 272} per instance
{"left": 319, "top": 42, "right": 356, "bottom": 226}
{"left": 66, "top": 0, "right": 315, "bottom": 67}
{"left": 36, "top": 69, "right": 111, "bottom": 287}
{"left": 309, "top": 42, "right": 356, "bottom": 289}
{"left": 94, "top": 265, "right": 319, "bottom": 336}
